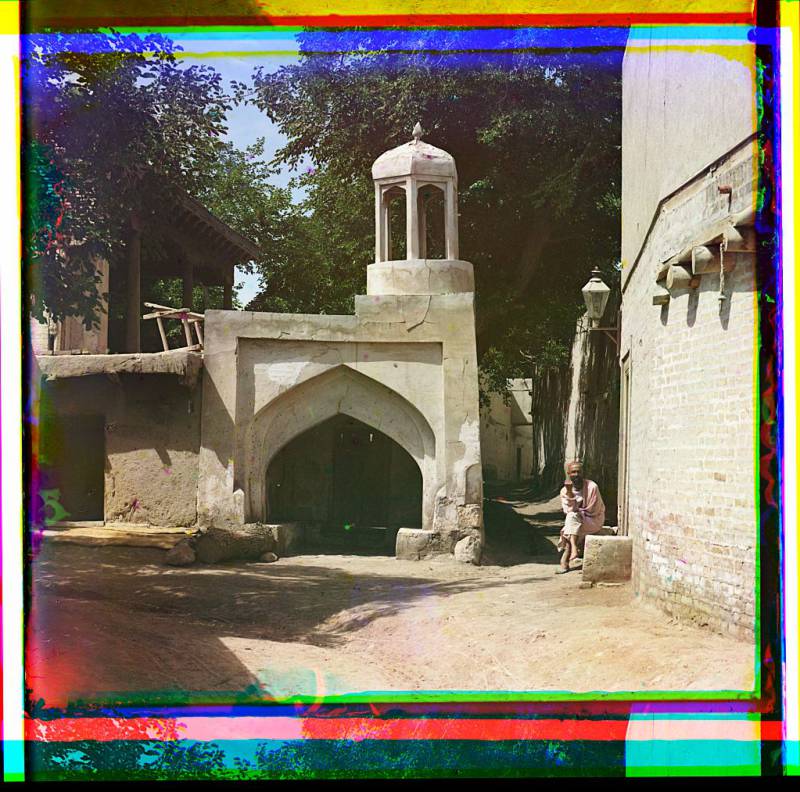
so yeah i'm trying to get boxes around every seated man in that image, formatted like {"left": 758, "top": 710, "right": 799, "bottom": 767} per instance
{"left": 556, "top": 460, "right": 605, "bottom": 573}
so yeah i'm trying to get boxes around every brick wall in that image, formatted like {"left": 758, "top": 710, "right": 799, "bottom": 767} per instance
{"left": 621, "top": 33, "right": 758, "bottom": 640}
{"left": 620, "top": 154, "right": 757, "bottom": 638}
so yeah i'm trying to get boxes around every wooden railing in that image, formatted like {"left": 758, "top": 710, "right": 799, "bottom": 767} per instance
{"left": 142, "top": 302, "right": 204, "bottom": 351}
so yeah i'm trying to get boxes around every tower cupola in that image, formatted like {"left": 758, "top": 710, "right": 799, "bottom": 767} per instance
{"left": 371, "top": 123, "right": 459, "bottom": 262}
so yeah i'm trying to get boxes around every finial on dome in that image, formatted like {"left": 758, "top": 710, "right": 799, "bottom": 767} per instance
{"left": 412, "top": 122, "right": 423, "bottom": 143}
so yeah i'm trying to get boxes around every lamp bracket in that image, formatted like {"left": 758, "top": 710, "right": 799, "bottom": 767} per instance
{"left": 588, "top": 326, "right": 620, "bottom": 349}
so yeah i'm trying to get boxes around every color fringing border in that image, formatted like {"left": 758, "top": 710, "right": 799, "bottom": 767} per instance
{"left": 1, "top": 0, "right": 796, "bottom": 780}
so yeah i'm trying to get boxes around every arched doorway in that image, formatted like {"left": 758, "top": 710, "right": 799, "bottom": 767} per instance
{"left": 267, "top": 413, "right": 422, "bottom": 553}
{"left": 244, "top": 365, "right": 437, "bottom": 530}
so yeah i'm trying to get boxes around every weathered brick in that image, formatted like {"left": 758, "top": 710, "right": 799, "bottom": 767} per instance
{"left": 621, "top": 141, "right": 757, "bottom": 641}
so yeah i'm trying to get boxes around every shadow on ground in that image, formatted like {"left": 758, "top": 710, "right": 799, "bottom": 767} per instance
{"left": 29, "top": 542, "right": 557, "bottom": 705}
{"left": 28, "top": 480, "right": 567, "bottom": 705}
{"left": 482, "top": 480, "right": 562, "bottom": 567}
{"left": 32, "top": 545, "right": 549, "bottom": 650}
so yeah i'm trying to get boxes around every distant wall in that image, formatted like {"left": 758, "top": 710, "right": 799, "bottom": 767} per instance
{"left": 529, "top": 367, "right": 571, "bottom": 491}
{"left": 481, "top": 379, "right": 533, "bottom": 482}
{"left": 527, "top": 309, "right": 620, "bottom": 507}
{"left": 38, "top": 374, "right": 201, "bottom": 527}
{"left": 30, "top": 257, "right": 110, "bottom": 356}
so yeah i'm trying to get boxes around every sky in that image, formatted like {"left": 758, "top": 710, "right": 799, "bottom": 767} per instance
{"left": 168, "top": 32, "right": 304, "bottom": 306}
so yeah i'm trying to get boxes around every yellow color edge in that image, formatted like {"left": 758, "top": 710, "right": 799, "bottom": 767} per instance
{"left": 15, "top": 0, "right": 756, "bottom": 19}
{"left": 0, "top": 0, "right": 18, "bottom": 37}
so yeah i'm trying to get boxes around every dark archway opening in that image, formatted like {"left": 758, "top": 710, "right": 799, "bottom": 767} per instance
{"left": 420, "top": 184, "right": 446, "bottom": 259}
{"left": 267, "top": 413, "right": 422, "bottom": 554}
{"left": 385, "top": 186, "right": 407, "bottom": 260}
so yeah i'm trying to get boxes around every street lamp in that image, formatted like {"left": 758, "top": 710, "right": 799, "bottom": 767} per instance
{"left": 581, "top": 268, "right": 619, "bottom": 348}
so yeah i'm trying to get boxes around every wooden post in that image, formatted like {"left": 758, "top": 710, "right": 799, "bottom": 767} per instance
{"left": 155, "top": 316, "right": 169, "bottom": 351}
{"left": 193, "top": 320, "right": 204, "bottom": 346}
{"left": 223, "top": 270, "right": 233, "bottom": 310}
{"left": 125, "top": 221, "right": 141, "bottom": 353}
{"left": 182, "top": 259, "right": 194, "bottom": 311}
{"left": 181, "top": 316, "right": 193, "bottom": 347}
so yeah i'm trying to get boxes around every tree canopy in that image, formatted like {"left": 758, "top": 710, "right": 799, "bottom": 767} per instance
{"left": 238, "top": 30, "right": 622, "bottom": 391}
{"left": 22, "top": 30, "right": 231, "bottom": 326}
{"left": 23, "top": 28, "right": 622, "bottom": 393}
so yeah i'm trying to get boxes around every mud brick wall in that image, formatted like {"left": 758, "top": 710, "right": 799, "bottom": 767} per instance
{"left": 481, "top": 379, "right": 533, "bottom": 483}
{"left": 39, "top": 375, "right": 202, "bottom": 527}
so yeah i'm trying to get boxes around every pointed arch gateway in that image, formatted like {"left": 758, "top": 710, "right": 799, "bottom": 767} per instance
{"left": 244, "top": 365, "right": 438, "bottom": 529}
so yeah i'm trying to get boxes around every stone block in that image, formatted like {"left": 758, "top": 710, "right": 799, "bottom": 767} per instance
{"left": 164, "top": 538, "right": 196, "bottom": 566}
{"left": 457, "top": 503, "right": 482, "bottom": 531}
{"left": 195, "top": 523, "right": 276, "bottom": 563}
{"left": 265, "top": 522, "right": 303, "bottom": 556}
{"left": 582, "top": 535, "right": 633, "bottom": 583}
{"left": 454, "top": 534, "right": 482, "bottom": 565}
{"left": 597, "top": 526, "right": 618, "bottom": 536}
{"left": 396, "top": 528, "right": 435, "bottom": 560}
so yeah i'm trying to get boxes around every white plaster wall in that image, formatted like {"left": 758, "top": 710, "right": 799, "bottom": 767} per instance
{"left": 199, "top": 290, "right": 482, "bottom": 544}
{"left": 480, "top": 379, "right": 532, "bottom": 482}
{"left": 241, "top": 339, "right": 443, "bottom": 433}
{"left": 30, "top": 317, "right": 50, "bottom": 356}
{"left": 563, "top": 316, "right": 587, "bottom": 465}
{"left": 620, "top": 33, "right": 758, "bottom": 638}
{"left": 622, "top": 30, "right": 756, "bottom": 278}
{"left": 481, "top": 391, "right": 512, "bottom": 481}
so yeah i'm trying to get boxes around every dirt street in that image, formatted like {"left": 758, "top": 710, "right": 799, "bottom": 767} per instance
{"left": 27, "top": 493, "right": 754, "bottom": 706}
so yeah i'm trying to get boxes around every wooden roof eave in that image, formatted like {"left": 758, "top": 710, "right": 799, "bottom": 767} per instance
{"left": 175, "top": 193, "right": 262, "bottom": 263}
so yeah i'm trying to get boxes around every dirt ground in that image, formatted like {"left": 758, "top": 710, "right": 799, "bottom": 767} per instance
{"left": 27, "top": 491, "right": 755, "bottom": 706}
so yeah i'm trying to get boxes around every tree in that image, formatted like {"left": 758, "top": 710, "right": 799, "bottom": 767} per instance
{"left": 238, "top": 29, "right": 622, "bottom": 393}
{"left": 192, "top": 138, "right": 333, "bottom": 314}
{"left": 22, "top": 30, "right": 231, "bottom": 326}
{"left": 144, "top": 136, "right": 299, "bottom": 341}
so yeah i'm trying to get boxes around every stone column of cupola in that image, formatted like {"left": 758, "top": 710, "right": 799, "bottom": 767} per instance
{"left": 417, "top": 189, "right": 428, "bottom": 259}
{"left": 374, "top": 182, "right": 382, "bottom": 262}
{"left": 445, "top": 180, "right": 459, "bottom": 260}
{"left": 374, "top": 183, "right": 400, "bottom": 263}
{"left": 405, "top": 177, "right": 420, "bottom": 259}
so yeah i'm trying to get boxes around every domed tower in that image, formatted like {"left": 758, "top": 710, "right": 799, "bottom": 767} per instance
{"left": 368, "top": 124, "right": 474, "bottom": 297}
{"left": 198, "top": 124, "right": 484, "bottom": 565}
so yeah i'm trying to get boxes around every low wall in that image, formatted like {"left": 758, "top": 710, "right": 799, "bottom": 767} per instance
{"left": 37, "top": 373, "right": 202, "bottom": 527}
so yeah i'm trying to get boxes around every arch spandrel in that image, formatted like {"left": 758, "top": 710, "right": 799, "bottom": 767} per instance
{"left": 243, "top": 365, "right": 438, "bottom": 525}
